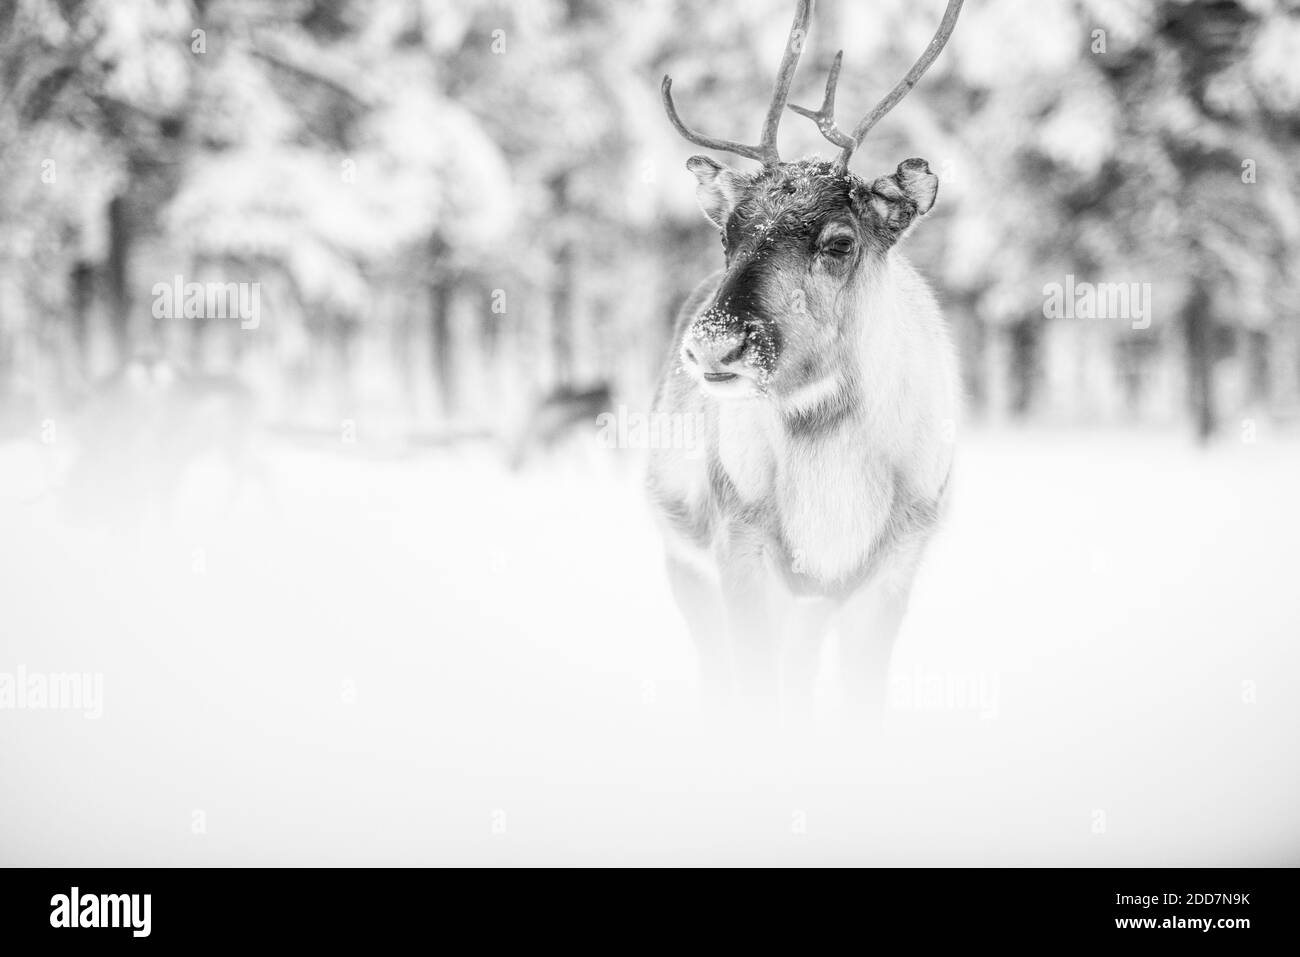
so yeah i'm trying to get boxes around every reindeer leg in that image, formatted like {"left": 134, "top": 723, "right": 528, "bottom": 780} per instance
{"left": 715, "top": 526, "right": 780, "bottom": 709}
{"left": 665, "top": 553, "right": 731, "bottom": 705}
{"left": 836, "top": 574, "right": 915, "bottom": 723}
{"left": 780, "top": 597, "right": 835, "bottom": 725}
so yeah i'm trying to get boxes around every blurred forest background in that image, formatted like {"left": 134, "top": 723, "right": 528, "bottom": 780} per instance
{"left": 2, "top": 0, "right": 1300, "bottom": 450}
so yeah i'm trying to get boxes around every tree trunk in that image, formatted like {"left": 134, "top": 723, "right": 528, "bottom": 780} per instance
{"left": 1245, "top": 327, "right": 1269, "bottom": 406}
{"left": 1183, "top": 281, "right": 1216, "bottom": 442}
{"left": 1268, "top": 319, "right": 1300, "bottom": 413}
{"left": 431, "top": 279, "right": 455, "bottom": 418}
{"left": 106, "top": 195, "right": 131, "bottom": 364}
{"left": 1009, "top": 316, "right": 1040, "bottom": 417}
{"left": 549, "top": 173, "right": 575, "bottom": 387}
{"left": 956, "top": 294, "right": 987, "bottom": 418}
{"left": 481, "top": 287, "right": 502, "bottom": 362}
{"left": 69, "top": 260, "right": 94, "bottom": 375}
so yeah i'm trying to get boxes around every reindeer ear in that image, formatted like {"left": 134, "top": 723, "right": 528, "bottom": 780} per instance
{"left": 686, "top": 155, "right": 745, "bottom": 229}
{"left": 855, "top": 158, "right": 939, "bottom": 242}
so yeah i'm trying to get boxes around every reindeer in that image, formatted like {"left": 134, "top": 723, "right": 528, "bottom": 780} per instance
{"left": 647, "top": 0, "right": 963, "bottom": 716}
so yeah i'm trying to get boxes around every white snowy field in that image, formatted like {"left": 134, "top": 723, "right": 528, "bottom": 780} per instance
{"left": 0, "top": 424, "right": 1297, "bottom": 866}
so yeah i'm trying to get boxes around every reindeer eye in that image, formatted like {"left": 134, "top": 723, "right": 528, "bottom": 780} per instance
{"left": 823, "top": 236, "right": 854, "bottom": 257}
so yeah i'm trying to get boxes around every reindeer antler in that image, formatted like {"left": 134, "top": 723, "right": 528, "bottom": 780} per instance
{"left": 790, "top": 0, "right": 964, "bottom": 170}
{"left": 661, "top": 0, "right": 815, "bottom": 166}
{"left": 786, "top": 51, "right": 856, "bottom": 153}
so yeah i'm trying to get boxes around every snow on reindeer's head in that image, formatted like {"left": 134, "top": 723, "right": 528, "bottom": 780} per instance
{"left": 660, "top": 0, "right": 960, "bottom": 400}
{"left": 679, "top": 155, "right": 937, "bottom": 399}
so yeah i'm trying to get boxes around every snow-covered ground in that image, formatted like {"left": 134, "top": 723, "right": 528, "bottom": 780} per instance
{"left": 1, "top": 425, "right": 1297, "bottom": 865}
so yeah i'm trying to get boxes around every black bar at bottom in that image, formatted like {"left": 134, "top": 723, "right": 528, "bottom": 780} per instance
{"left": 0, "top": 866, "right": 1291, "bottom": 945}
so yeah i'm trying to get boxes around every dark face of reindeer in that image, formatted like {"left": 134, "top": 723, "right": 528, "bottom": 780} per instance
{"left": 679, "top": 155, "right": 938, "bottom": 399}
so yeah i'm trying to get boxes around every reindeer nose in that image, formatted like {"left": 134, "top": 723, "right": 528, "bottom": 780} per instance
{"left": 684, "top": 310, "right": 748, "bottom": 379}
